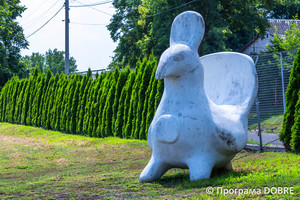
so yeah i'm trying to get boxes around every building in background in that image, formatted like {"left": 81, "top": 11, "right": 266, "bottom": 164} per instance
{"left": 241, "top": 19, "right": 300, "bottom": 55}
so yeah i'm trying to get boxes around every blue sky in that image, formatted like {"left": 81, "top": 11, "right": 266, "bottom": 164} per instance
{"left": 18, "top": 0, "right": 117, "bottom": 72}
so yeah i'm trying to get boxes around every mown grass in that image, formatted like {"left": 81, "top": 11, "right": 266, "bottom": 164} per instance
{"left": 0, "top": 122, "right": 299, "bottom": 199}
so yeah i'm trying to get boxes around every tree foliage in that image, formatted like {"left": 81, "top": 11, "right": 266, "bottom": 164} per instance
{"left": 268, "top": 0, "right": 300, "bottom": 19}
{"left": 108, "top": 0, "right": 275, "bottom": 68}
{"left": 0, "top": 0, "right": 28, "bottom": 86}
{"left": 21, "top": 49, "right": 77, "bottom": 75}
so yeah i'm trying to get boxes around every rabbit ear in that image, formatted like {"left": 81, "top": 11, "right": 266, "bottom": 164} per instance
{"left": 170, "top": 11, "right": 205, "bottom": 51}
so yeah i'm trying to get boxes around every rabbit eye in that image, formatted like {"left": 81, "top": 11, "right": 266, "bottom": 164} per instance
{"left": 173, "top": 54, "right": 184, "bottom": 62}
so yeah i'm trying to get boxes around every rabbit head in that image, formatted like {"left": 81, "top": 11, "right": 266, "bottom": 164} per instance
{"left": 156, "top": 11, "right": 205, "bottom": 80}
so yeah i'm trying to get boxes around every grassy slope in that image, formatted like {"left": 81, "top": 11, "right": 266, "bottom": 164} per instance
{"left": 249, "top": 115, "right": 283, "bottom": 134}
{"left": 0, "top": 123, "right": 299, "bottom": 199}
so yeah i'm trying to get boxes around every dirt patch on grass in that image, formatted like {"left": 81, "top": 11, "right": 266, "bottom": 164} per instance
{"left": 56, "top": 158, "right": 70, "bottom": 166}
{"left": 63, "top": 139, "right": 97, "bottom": 147}
{"left": 8, "top": 151, "right": 26, "bottom": 167}
{"left": 0, "top": 134, "right": 47, "bottom": 149}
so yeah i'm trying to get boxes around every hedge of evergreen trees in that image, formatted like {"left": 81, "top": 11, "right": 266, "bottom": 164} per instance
{"left": 280, "top": 49, "right": 300, "bottom": 152}
{"left": 0, "top": 55, "right": 163, "bottom": 140}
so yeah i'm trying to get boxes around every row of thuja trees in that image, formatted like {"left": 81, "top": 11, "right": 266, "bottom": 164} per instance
{"left": 0, "top": 55, "right": 163, "bottom": 139}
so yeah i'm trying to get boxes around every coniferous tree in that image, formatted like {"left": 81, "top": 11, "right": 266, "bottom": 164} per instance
{"left": 5, "top": 78, "right": 14, "bottom": 122}
{"left": 5, "top": 77, "right": 13, "bottom": 122}
{"left": 42, "top": 74, "right": 55, "bottom": 129}
{"left": 5, "top": 80, "right": 13, "bottom": 121}
{"left": 12, "top": 80, "right": 22, "bottom": 123}
{"left": 280, "top": 49, "right": 300, "bottom": 150}
{"left": 10, "top": 77, "right": 20, "bottom": 123}
{"left": 125, "top": 59, "right": 146, "bottom": 138}
{"left": 30, "top": 70, "right": 43, "bottom": 126}
{"left": 86, "top": 78, "right": 97, "bottom": 136}
{"left": 103, "top": 69, "right": 119, "bottom": 136}
{"left": 65, "top": 75, "right": 77, "bottom": 132}
{"left": 1, "top": 80, "right": 13, "bottom": 121}
{"left": 47, "top": 73, "right": 59, "bottom": 129}
{"left": 122, "top": 71, "right": 136, "bottom": 138}
{"left": 31, "top": 74, "right": 45, "bottom": 126}
{"left": 26, "top": 68, "right": 40, "bottom": 125}
{"left": 55, "top": 73, "right": 68, "bottom": 131}
{"left": 95, "top": 72, "right": 99, "bottom": 79}
{"left": 1, "top": 81, "right": 8, "bottom": 121}
{"left": 87, "top": 68, "right": 92, "bottom": 78}
{"left": 87, "top": 77, "right": 99, "bottom": 134}
{"left": 134, "top": 56, "right": 155, "bottom": 139}
{"left": 114, "top": 83, "right": 127, "bottom": 137}
{"left": 60, "top": 75, "right": 74, "bottom": 132}
{"left": 139, "top": 59, "right": 157, "bottom": 139}
{"left": 1, "top": 80, "right": 8, "bottom": 121}
{"left": 112, "top": 67, "right": 130, "bottom": 134}
{"left": 88, "top": 75, "right": 104, "bottom": 136}
{"left": 16, "top": 80, "right": 28, "bottom": 123}
{"left": 50, "top": 73, "right": 62, "bottom": 129}
{"left": 98, "top": 71, "right": 113, "bottom": 137}
{"left": 69, "top": 79, "right": 81, "bottom": 133}
{"left": 37, "top": 70, "right": 52, "bottom": 126}
{"left": 75, "top": 75, "right": 88, "bottom": 134}
{"left": 113, "top": 68, "right": 131, "bottom": 137}
{"left": 77, "top": 76, "right": 92, "bottom": 134}
{"left": 82, "top": 77, "right": 95, "bottom": 135}
{"left": 0, "top": 85, "right": 3, "bottom": 121}
{"left": 291, "top": 91, "right": 300, "bottom": 152}
{"left": 21, "top": 77, "right": 34, "bottom": 125}
{"left": 0, "top": 83, "right": 5, "bottom": 121}
{"left": 92, "top": 73, "right": 107, "bottom": 137}
{"left": 155, "top": 80, "right": 164, "bottom": 110}
{"left": 75, "top": 75, "right": 87, "bottom": 133}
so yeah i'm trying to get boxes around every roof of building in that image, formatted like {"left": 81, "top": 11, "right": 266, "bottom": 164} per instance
{"left": 268, "top": 19, "right": 300, "bottom": 36}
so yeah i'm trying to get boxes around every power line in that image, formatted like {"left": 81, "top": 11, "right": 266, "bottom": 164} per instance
{"left": 26, "top": 5, "right": 64, "bottom": 39}
{"left": 19, "top": 0, "right": 49, "bottom": 23}
{"left": 69, "top": 0, "right": 113, "bottom": 7}
{"left": 72, "top": 0, "right": 112, "bottom": 16}
{"left": 23, "top": 0, "right": 62, "bottom": 28}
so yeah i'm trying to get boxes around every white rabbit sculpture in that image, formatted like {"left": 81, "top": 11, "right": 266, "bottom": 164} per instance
{"left": 139, "top": 11, "right": 258, "bottom": 182}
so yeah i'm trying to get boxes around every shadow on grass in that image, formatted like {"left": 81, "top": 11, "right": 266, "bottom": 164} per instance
{"left": 156, "top": 168, "right": 248, "bottom": 188}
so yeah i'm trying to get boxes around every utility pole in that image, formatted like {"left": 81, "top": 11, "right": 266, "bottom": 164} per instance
{"left": 65, "top": 0, "right": 70, "bottom": 75}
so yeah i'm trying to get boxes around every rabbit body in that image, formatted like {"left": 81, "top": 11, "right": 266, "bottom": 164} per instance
{"left": 140, "top": 45, "right": 241, "bottom": 182}
{"left": 139, "top": 11, "right": 257, "bottom": 182}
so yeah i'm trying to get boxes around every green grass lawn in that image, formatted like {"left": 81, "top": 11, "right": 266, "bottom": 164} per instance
{"left": 0, "top": 123, "right": 299, "bottom": 199}
{"left": 249, "top": 115, "right": 284, "bottom": 134}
